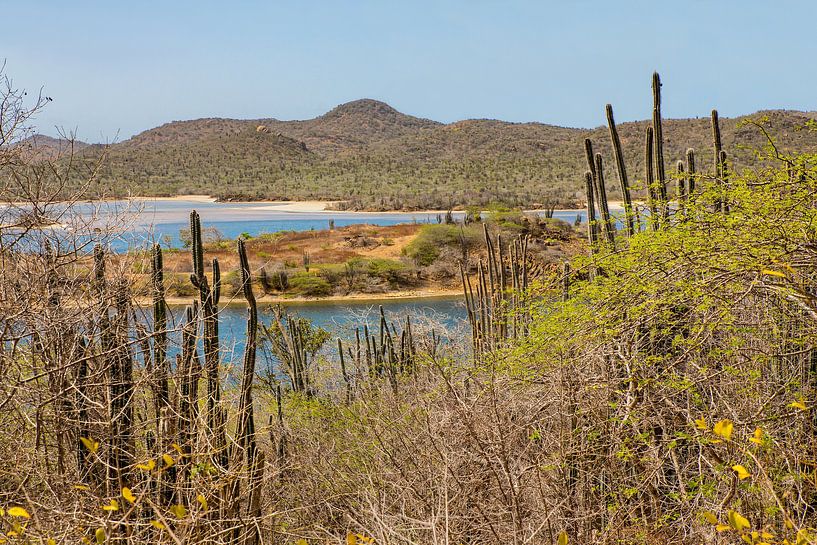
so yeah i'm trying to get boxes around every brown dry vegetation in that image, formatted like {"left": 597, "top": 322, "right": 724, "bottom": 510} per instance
{"left": 7, "top": 69, "right": 817, "bottom": 545}
{"left": 128, "top": 217, "right": 579, "bottom": 302}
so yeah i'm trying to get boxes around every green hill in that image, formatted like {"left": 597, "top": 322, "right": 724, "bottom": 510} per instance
{"left": 64, "top": 100, "right": 817, "bottom": 209}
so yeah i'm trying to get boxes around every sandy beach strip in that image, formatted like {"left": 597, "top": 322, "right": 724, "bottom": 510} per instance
{"left": 137, "top": 288, "right": 464, "bottom": 307}
{"left": 131, "top": 195, "right": 609, "bottom": 216}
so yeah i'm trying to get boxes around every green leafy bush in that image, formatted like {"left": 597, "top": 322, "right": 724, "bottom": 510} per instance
{"left": 289, "top": 272, "right": 333, "bottom": 297}
{"left": 404, "top": 224, "right": 481, "bottom": 266}
{"left": 366, "top": 258, "right": 409, "bottom": 284}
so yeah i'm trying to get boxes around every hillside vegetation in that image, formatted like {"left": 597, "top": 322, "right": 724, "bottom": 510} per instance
{"left": 6, "top": 70, "right": 817, "bottom": 545}
{"left": 43, "top": 100, "right": 817, "bottom": 210}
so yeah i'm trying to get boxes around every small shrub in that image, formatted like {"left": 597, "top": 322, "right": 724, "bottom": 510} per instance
{"left": 367, "top": 258, "right": 409, "bottom": 285}
{"left": 166, "top": 273, "right": 197, "bottom": 297}
{"left": 405, "top": 224, "right": 481, "bottom": 266}
{"left": 289, "top": 272, "right": 333, "bottom": 297}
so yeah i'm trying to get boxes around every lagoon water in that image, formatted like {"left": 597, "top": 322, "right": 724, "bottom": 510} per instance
{"left": 150, "top": 296, "right": 468, "bottom": 367}
{"left": 3, "top": 197, "right": 588, "bottom": 251}
{"left": 71, "top": 198, "right": 587, "bottom": 249}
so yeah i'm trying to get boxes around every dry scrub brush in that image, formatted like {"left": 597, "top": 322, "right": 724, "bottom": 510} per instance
{"left": 4, "top": 63, "right": 817, "bottom": 545}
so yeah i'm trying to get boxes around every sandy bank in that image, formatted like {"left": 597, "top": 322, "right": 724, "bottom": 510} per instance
{"left": 132, "top": 194, "right": 217, "bottom": 204}
{"left": 132, "top": 195, "right": 617, "bottom": 215}
{"left": 136, "top": 289, "right": 463, "bottom": 307}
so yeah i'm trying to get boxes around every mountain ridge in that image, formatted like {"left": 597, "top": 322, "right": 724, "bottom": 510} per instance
{"left": 25, "top": 100, "right": 817, "bottom": 210}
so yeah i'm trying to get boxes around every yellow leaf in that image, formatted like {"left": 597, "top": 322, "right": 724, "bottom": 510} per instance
{"left": 762, "top": 269, "right": 787, "bottom": 277}
{"left": 162, "top": 454, "right": 175, "bottom": 468}
{"left": 727, "top": 510, "right": 750, "bottom": 531}
{"left": 136, "top": 460, "right": 156, "bottom": 471}
{"left": 101, "top": 499, "right": 119, "bottom": 512}
{"left": 294, "top": 540, "right": 308, "bottom": 545}
{"left": 713, "top": 419, "right": 734, "bottom": 441}
{"left": 149, "top": 520, "right": 165, "bottom": 530}
{"left": 168, "top": 504, "right": 187, "bottom": 518}
{"left": 171, "top": 443, "right": 183, "bottom": 454}
{"left": 122, "top": 487, "right": 136, "bottom": 504}
{"left": 196, "top": 494, "right": 208, "bottom": 511}
{"left": 732, "top": 465, "right": 752, "bottom": 480}
{"left": 6, "top": 507, "right": 30, "bottom": 519}
{"left": 347, "top": 534, "right": 357, "bottom": 545}
{"left": 80, "top": 437, "right": 99, "bottom": 454}
{"left": 789, "top": 399, "right": 808, "bottom": 411}
{"left": 47, "top": 539, "right": 56, "bottom": 545}
{"left": 557, "top": 530, "right": 568, "bottom": 545}
{"left": 694, "top": 417, "right": 708, "bottom": 431}
{"left": 95, "top": 527, "right": 106, "bottom": 544}
{"left": 74, "top": 484, "right": 90, "bottom": 491}
{"left": 702, "top": 511, "right": 719, "bottom": 525}
{"left": 715, "top": 524, "right": 730, "bottom": 532}
{"left": 749, "top": 428, "right": 763, "bottom": 445}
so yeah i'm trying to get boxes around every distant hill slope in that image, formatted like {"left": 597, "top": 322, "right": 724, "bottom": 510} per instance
{"left": 65, "top": 100, "right": 817, "bottom": 210}
{"left": 16, "top": 134, "right": 90, "bottom": 161}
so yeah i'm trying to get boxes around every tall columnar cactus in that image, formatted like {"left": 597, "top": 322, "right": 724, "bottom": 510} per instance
{"left": 719, "top": 150, "right": 730, "bottom": 214}
{"left": 178, "top": 301, "right": 200, "bottom": 495}
{"left": 676, "top": 160, "right": 686, "bottom": 220}
{"left": 151, "top": 244, "right": 169, "bottom": 417}
{"left": 229, "top": 238, "right": 261, "bottom": 545}
{"left": 593, "top": 153, "right": 616, "bottom": 247}
{"left": 584, "top": 171, "right": 598, "bottom": 250}
{"left": 110, "top": 278, "right": 134, "bottom": 491}
{"left": 584, "top": 138, "right": 597, "bottom": 181}
{"left": 652, "top": 72, "right": 668, "bottom": 221}
{"left": 337, "top": 338, "right": 352, "bottom": 403}
{"left": 462, "top": 232, "right": 532, "bottom": 358}
{"left": 234, "top": 238, "right": 258, "bottom": 466}
{"left": 188, "top": 210, "right": 227, "bottom": 469}
{"left": 644, "top": 127, "right": 659, "bottom": 232}
{"left": 605, "top": 104, "right": 634, "bottom": 237}
{"left": 93, "top": 245, "right": 135, "bottom": 493}
{"left": 263, "top": 307, "right": 325, "bottom": 395}
{"left": 686, "top": 148, "right": 696, "bottom": 196}
{"left": 150, "top": 243, "right": 175, "bottom": 505}
{"left": 274, "top": 385, "right": 286, "bottom": 474}
{"left": 711, "top": 109, "right": 723, "bottom": 213}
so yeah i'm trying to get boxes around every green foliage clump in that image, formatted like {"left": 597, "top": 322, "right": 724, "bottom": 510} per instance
{"left": 366, "top": 258, "right": 408, "bottom": 284}
{"left": 404, "top": 224, "right": 481, "bottom": 266}
{"left": 288, "top": 272, "right": 333, "bottom": 297}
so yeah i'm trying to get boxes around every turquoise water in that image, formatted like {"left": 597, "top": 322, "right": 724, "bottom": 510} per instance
{"left": 2, "top": 198, "right": 589, "bottom": 252}
{"left": 80, "top": 199, "right": 587, "bottom": 250}
{"left": 141, "top": 295, "right": 468, "bottom": 367}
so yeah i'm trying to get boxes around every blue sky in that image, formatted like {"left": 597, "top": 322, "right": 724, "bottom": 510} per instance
{"left": 6, "top": 1, "right": 816, "bottom": 142}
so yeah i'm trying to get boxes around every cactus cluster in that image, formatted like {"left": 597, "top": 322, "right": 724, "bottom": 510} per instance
{"left": 461, "top": 226, "right": 532, "bottom": 358}
{"left": 580, "top": 72, "right": 729, "bottom": 249}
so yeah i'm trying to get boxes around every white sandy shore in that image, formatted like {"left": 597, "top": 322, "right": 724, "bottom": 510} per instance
{"left": 131, "top": 195, "right": 621, "bottom": 215}
{"left": 138, "top": 194, "right": 217, "bottom": 203}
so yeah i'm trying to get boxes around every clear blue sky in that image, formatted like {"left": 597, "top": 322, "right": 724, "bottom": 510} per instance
{"left": 6, "top": 1, "right": 816, "bottom": 142}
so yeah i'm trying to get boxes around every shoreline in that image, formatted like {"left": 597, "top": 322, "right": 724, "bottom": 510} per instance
{"left": 3, "top": 194, "right": 624, "bottom": 215}
{"left": 126, "top": 195, "right": 624, "bottom": 215}
{"left": 136, "top": 288, "right": 464, "bottom": 307}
